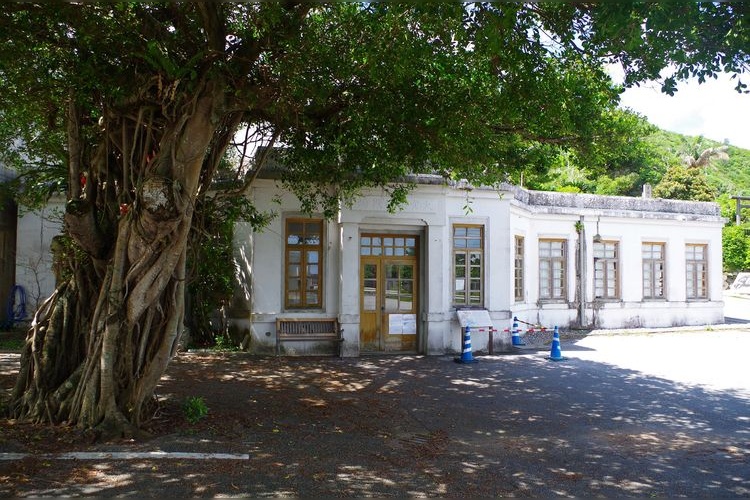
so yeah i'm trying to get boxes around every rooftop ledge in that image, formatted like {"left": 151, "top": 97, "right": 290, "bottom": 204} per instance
{"left": 256, "top": 169, "right": 722, "bottom": 219}
{"left": 434, "top": 176, "right": 720, "bottom": 218}
{"left": 510, "top": 186, "right": 721, "bottom": 217}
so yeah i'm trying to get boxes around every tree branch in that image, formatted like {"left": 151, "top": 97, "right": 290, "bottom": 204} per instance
{"left": 66, "top": 95, "right": 83, "bottom": 200}
{"left": 197, "top": 2, "right": 226, "bottom": 54}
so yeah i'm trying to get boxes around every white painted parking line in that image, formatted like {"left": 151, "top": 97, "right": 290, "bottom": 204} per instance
{"left": 0, "top": 451, "right": 249, "bottom": 460}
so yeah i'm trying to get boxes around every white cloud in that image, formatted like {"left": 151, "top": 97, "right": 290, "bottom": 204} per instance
{"left": 615, "top": 71, "right": 750, "bottom": 149}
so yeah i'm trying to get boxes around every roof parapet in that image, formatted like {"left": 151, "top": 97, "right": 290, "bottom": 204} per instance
{"left": 506, "top": 184, "right": 720, "bottom": 216}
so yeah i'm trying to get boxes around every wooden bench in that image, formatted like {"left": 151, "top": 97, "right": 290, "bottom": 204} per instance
{"left": 276, "top": 318, "right": 344, "bottom": 356}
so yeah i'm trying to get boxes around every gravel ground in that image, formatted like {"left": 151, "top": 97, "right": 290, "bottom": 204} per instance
{"left": 1, "top": 327, "right": 749, "bottom": 498}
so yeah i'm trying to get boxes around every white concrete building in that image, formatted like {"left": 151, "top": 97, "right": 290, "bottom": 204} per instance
{"left": 13, "top": 177, "right": 725, "bottom": 356}
{"left": 230, "top": 176, "right": 725, "bottom": 356}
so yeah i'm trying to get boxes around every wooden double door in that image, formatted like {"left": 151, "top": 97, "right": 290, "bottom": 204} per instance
{"left": 359, "top": 233, "right": 419, "bottom": 353}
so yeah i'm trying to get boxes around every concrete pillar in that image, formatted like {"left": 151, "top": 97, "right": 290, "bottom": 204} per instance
{"left": 338, "top": 221, "right": 360, "bottom": 357}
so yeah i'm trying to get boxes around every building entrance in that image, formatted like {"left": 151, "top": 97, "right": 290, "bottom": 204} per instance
{"left": 359, "top": 234, "right": 419, "bottom": 353}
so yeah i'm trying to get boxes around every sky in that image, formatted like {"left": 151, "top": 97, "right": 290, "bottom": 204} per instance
{"left": 615, "top": 70, "right": 750, "bottom": 150}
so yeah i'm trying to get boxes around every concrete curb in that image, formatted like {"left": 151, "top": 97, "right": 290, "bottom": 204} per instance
{"left": 585, "top": 322, "right": 750, "bottom": 336}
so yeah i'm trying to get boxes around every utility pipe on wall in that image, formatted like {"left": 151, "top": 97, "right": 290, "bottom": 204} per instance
{"left": 577, "top": 215, "right": 586, "bottom": 328}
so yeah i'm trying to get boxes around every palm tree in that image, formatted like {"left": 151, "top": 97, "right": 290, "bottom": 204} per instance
{"left": 683, "top": 144, "right": 729, "bottom": 170}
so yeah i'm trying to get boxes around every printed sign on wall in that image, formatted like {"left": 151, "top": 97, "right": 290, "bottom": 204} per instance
{"left": 456, "top": 309, "right": 493, "bottom": 328}
{"left": 731, "top": 273, "right": 750, "bottom": 294}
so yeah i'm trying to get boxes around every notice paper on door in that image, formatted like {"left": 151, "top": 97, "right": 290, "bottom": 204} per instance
{"left": 389, "top": 314, "right": 417, "bottom": 335}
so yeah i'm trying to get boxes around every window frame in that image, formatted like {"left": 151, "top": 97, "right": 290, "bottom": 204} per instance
{"left": 538, "top": 239, "right": 567, "bottom": 301}
{"left": 685, "top": 243, "right": 708, "bottom": 300}
{"left": 452, "top": 224, "right": 484, "bottom": 307}
{"left": 642, "top": 242, "right": 666, "bottom": 300}
{"left": 514, "top": 235, "right": 524, "bottom": 302}
{"left": 593, "top": 240, "right": 620, "bottom": 300}
{"left": 284, "top": 218, "right": 324, "bottom": 309}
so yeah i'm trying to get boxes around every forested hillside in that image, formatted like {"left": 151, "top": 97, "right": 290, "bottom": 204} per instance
{"left": 519, "top": 110, "right": 750, "bottom": 200}
{"left": 647, "top": 130, "right": 750, "bottom": 197}
{"left": 515, "top": 111, "right": 750, "bottom": 273}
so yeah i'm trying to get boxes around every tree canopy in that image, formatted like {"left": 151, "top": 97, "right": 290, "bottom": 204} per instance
{"left": 1, "top": 2, "right": 748, "bottom": 437}
{"left": 2, "top": 3, "right": 748, "bottom": 210}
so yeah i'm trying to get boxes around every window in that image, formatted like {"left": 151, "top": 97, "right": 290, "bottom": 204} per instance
{"left": 360, "top": 235, "right": 417, "bottom": 257}
{"left": 539, "top": 239, "right": 566, "bottom": 300}
{"left": 593, "top": 241, "right": 619, "bottom": 299}
{"left": 385, "top": 264, "right": 415, "bottom": 312}
{"left": 453, "top": 225, "right": 483, "bottom": 306}
{"left": 285, "top": 218, "right": 323, "bottom": 308}
{"left": 514, "top": 236, "right": 524, "bottom": 302}
{"left": 686, "top": 244, "right": 708, "bottom": 299}
{"left": 642, "top": 242, "right": 665, "bottom": 299}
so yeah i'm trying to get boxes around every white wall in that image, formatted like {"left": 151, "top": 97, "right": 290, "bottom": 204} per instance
{"left": 509, "top": 196, "right": 725, "bottom": 330}
{"left": 15, "top": 198, "right": 64, "bottom": 313}
{"left": 442, "top": 187, "right": 513, "bottom": 353}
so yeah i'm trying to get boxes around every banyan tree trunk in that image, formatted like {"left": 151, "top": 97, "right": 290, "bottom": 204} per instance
{"left": 12, "top": 214, "right": 189, "bottom": 436}
{"left": 10, "top": 87, "right": 222, "bottom": 438}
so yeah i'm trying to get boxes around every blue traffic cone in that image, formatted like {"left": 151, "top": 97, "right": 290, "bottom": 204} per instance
{"left": 547, "top": 326, "right": 566, "bottom": 361}
{"left": 455, "top": 325, "right": 478, "bottom": 364}
{"left": 511, "top": 316, "right": 525, "bottom": 346}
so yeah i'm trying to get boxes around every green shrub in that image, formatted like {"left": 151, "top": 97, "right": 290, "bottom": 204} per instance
{"left": 182, "top": 396, "right": 209, "bottom": 424}
{"left": 212, "top": 334, "right": 238, "bottom": 352}
{"left": 723, "top": 224, "right": 749, "bottom": 273}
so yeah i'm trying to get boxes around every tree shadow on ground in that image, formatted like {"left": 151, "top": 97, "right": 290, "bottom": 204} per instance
{"left": 1, "top": 343, "right": 749, "bottom": 497}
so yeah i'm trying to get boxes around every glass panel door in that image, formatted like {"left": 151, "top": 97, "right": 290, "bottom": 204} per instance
{"left": 382, "top": 261, "right": 417, "bottom": 352}
{"left": 360, "top": 233, "right": 419, "bottom": 353}
{"left": 360, "top": 260, "right": 380, "bottom": 351}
